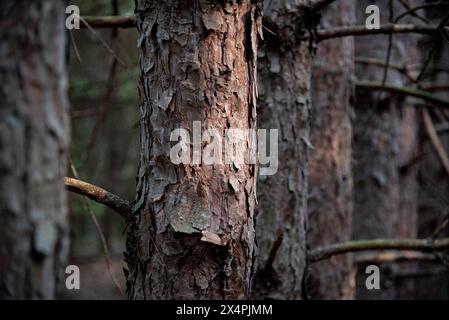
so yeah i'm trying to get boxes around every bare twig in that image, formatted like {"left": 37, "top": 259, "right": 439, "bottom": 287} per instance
{"left": 308, "top": 238, "right": 449, "bottom": 262}
{"left": 82, "top": 4, "right": 121, "bottom": 163}
{"left": 78, "top": 15, "right": 126, "bottom": 67}
{"left": 317, "top": 23, "right": 449, "bottom": 41}
{"left": 69, "top": 29, "right": 82, "bottom": 62}
{"left": 394, "top": 268, "right": 448, "bottom": 278}
{"left": 65, "top": 177, "right": 131, "bottom": 219}
{"left": 395, "top": 2, "right": 449, "bottom": 23}
{"left": 309, "top": 0, "right": 338, "bottom": 10}
{"left": 421, "top": 108, "right": 449, "bottom": 179}
{"left": 397, "top": 0, "right": 431, "bottom": 24}
{"left": 356, "top": 81, "right": 449, "bottom": 109}
{"left": 81, "top": 15, "right": 136, "bottom": 29}
{"left": 355, "top": 251, "right": 438, "bottom": 265}
{"left": 264, "top": 233, "right": 284, "bottom": 270}
{"left": 79, "top": 16, "right": 449, "bottom": 44}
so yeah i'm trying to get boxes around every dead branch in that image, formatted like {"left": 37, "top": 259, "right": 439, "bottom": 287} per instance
{"left": 421, "top": 109, "right": 449, "bottom": 179}
{"left": 80, "top": 15, "right": 136, "bottom": 29}
{"left": 64, "top": 177, "right": 132, "bottom": 219}
{"left": 317, "top": 23, "right": 449, "bottom": 41}
{"left": 309, "top": 0, "right": 338, "bottom": 10}
{"left": 308, "top": 238, "right": 449, "bottom": 263}
{"left": 355, "top": 251, "right": 437, "bottom": 265}
{"left": 356, "top": 81, "right": 449, "bottom": 109}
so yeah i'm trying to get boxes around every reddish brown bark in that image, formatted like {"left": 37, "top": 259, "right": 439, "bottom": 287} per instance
{"left": 125, "top": 0, "right": 262, "bottom": 299}
{"left": 307, "top": 0, "right": 355, "bottom": 300}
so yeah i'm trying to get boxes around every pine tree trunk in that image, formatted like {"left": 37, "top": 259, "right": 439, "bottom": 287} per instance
{"left": 307, "top": 0, "right": 355, "bottom": 300}
{"left": 0, "top": 0, "right": 70, "bottom": 299}
{"left": 125, "top": 0, "right": 262, "bottom": 299}
{"left": 353, "top": 0, "right": 419, "bottom": 300}
{"left": 253, "top": 1, "right": 319, "bottom": 299}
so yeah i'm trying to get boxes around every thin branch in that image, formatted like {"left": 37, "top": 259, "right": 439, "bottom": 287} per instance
{"left": 64, "top": 177, "right": 132, "bottom": 219}
{"left": 395, "top": 2, "right": 449, "bottom": 23}
{"left": 69, "top": 29, "right": 82, "bottom": 62}
{"left": 421, "top": 109, "right": 449, "bottom": 180}
{"left": 356, "top": 81, "right": 449, "bottom": 109}
{"left": 309, "top": 0, "right": 338, "bottom": 10}
{"left": 355, "top": 251, "right": 438, "bottom": 265}
{"left": 264, "top": 233, "right": 284, "bottom": 270}
{"left": 81, "top": 15, "right": 136, "bottom": 29}
{"left": 308, "top": 238, "right": 449, "bottom": 263}
{"left": 78, "top": 15, "right": 126, "bottom": 67}
{"left": 397, "top": 0, "right": 431, "bottom": 24}
{"left": 355, "top": 57, "right": 406, "bottom": 73}
{"left": 355, "top": 58, "right": 449, "bottom": 82}
{"left": 82, "top": 6, "right": 121, "bottom": 163}
{"left": 317, "top": 23, "right": 449, "bottom": 41}
{"left": 394, "top": 268, "right": 448, "bottom": 278}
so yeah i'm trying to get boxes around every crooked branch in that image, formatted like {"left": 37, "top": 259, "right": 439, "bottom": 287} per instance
{"left": 421, "top": 109, "right": 449, "bottom": 183}
{"left": 308, "top": 0, "right": 338, "bottom": 10}
{"left": 317, "top": 23, "right": 449, "bottom": 41}
{"left": 64, "top": 177, "right": 132, "bottom": 219}
{"left": 80, "top": 15, "right": 136, "bottom": 28}
{"left": 308, "top": 238, "right": 449, "bottom": 263}
{"left": 80, "top": 16, "right": 449, "bottom": 43}
{"left": 356, "top": 81, "right": 449, "bottom": 109}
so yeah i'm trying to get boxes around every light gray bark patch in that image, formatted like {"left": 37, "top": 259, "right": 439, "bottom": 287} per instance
{"left": 202, "top": 10, "right": 224, "bottom": 31}
{"left": 169, "top": 187, "right": 210, "bottom": 234}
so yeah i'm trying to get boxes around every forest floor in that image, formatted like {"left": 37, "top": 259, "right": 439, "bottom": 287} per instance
{"left": 59, "top": 255, "right": 125, "bottom": 300}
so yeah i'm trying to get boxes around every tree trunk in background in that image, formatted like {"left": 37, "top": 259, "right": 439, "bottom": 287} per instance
{"left": 415, "top": 3, "right": 449, "bottom": 299}
{"left": 0, "top": 1, "right": 70, "bottom": 299}
{"left": 253, "top": 1, "right": 319, "bottom": 299}
{"left": 307, "top": 0, "right": 355, "bottom": 300}
{"left": 353, "top": 0, "right": 419, "bottom": 299}
{"left": 125, "top": 0, "right": 261, "bottom": 299}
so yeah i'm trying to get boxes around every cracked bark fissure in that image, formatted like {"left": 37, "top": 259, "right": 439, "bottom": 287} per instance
{"left": 0, "top": 1, "right": 70, "bottom": 299}
{"left": 125, "top": 0, "right": 262, "bottom": 299}
{"left": 253, "top": 0, "right": 319, "bottom": 299}
{"left": 307, "top": 0, "right": 355, "bottom": 300}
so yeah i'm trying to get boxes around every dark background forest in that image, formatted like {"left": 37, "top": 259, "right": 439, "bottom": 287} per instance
{"left": 1, "top": 0, "right": 449, "bottom": 300}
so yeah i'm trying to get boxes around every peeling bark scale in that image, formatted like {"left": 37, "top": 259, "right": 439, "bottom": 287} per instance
{"left": 125, "top": 0, "right": 262, "bottom": 299}
{"left": 0, "top": 0, "right": 70, "bottom": 299}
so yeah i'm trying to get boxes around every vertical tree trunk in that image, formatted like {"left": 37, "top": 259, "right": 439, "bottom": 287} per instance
{"left": 0, "top": 0, "right": 70, "bottom": 299}
{"left": 353, "top": 0, "right": 419, "bottom": 299}
{"left": 253, "top": 1, "right": 319, "bottom": 299}
{"left": 125, "top": 0, "right": 262, "bottom": 299}
{"left": 307, "top": 0, "right": 355, "bottom": 300}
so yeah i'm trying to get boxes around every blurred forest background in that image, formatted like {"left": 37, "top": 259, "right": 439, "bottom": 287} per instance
{"left": 64, "top": 0, "right": 137, "bottom": 299}
{"left": 64, "top": 0, "right": 449, "bottom": 299}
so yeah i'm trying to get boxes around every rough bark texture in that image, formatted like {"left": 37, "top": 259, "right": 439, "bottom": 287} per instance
{"left": 253, "top": 1, "right": 319, "bottom": 299}
{"left": 125, "top": 0, "right": 262, "bottom": 299}
{"left": 415, "top": 3, "right": 449, "bottom": 299}
{"left": 353, "top": 0, "right": 420, "bottom": 299}
{"left": 0, "top": 0, "right": 70, "bottom": 299}
{"left": 307, "top": 0, "right": 355, "bottom": 300}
